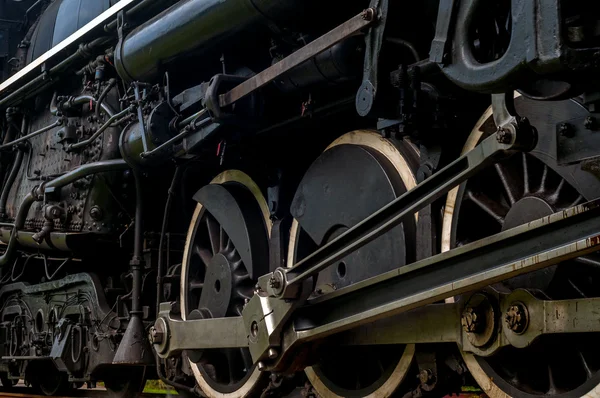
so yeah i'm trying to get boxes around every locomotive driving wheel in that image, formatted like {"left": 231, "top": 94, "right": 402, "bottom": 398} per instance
{"left": 180, "top": 170, "right": 271, "bottom": 398}
{"left": 289, "top": 131, "right": 418, "bottom": 397}
{"left": 443, "top": 95, "right": 600, "bottom": 397}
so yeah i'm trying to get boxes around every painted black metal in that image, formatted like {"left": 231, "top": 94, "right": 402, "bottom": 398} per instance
{"left": 26, "top": 0, "right": 110, "bottom": 63}
{"left": 114, "top": 0, "right": 266, "bottom": 83}
{"left": 0, "top": 272, "right": 117, "bottom": 377}
{"left": 439, "top": 0, "right": 564, "bottom": 93}
{"left": 281, "top": 133, "right": 524, "bottom": 295}
{"left": 429, "top": 0, "right": 457, "bottom": 64}
{"left": 290, "top": 144, "right": 413, "bottom": 290}
{"left": 0, "top": 149, "right": 24, "bottom": 217}
{"left": 556, "top": 115, "right": 600, "bottom": 165}
{"left": 274, "top": 38, "right": 364, "bottom": 93}
{"left": 193, "top": 183, "right": 269, "bottom": 280}
{"left": 355, "top": 0, "right": 388, "bottom": 117}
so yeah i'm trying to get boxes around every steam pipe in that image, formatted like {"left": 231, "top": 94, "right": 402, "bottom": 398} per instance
{"left": 114, "top": 0, "right": 314, "bottom": 83}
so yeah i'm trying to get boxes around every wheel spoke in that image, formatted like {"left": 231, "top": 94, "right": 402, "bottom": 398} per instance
{"left": 567, "top": 278, "right": 587, "bottom": 298}
{"left": 549, "top": 179, "right": 566, "bottom": 204}
{"left": 494, "top": 163, "right": 518, "bottom": 205}
{"left": 240, "top": 348, "right": 253, "bottom": 372}
{"left": 539, "top": 164, "right": 549, "bottom": 192}
{"left": 578, "top": 350, "right": 594, "bottom": 380}
{"left": 546, "top": 364, "right": 559, "bottom": 395}
{"left": 225, "top": 349, "right": 239, "bottom": 384}
{"left": 569, "top": 194, "right": 585, "bottom": 208}
{"left": 465, "top": 189, "right": 508, "bottom": 225}
{"left": 206, "top": 215, "right": 221, "bottom": 255}
{"left": 522, "top": 153, "right": 530, "bottom": 195}
{"left": 193, "top": 244, "right": 213, "bottom": 266}
{"left": 189, "top": 280, "right": 204, "bottom": 291}
{"left": 220, "top": 226, "right": 226, "bottom": 252}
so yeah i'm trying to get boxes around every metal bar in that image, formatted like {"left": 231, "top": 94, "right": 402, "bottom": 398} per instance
{"left": 337, "top": 303, "right": 459, "bottom": 345}
{"left": 0, "top": 0, "right": 138, "bottom": 97}
{"left": 219, "top": 9, "right": 377, "bottom": 108}
{"left": 0, "top": 120, "right": 61, "bottom": 150}
{"left": 279, "top": 132, "right": 513, "bottom": 297}
{"left": 289, "top": 200, "right": 600, "bottom": 348}
{"left": 429, "top": 0, "right": 457, "bottom": 63}
{"left": 154, "top": 316, "right": 248, "bottom": 358}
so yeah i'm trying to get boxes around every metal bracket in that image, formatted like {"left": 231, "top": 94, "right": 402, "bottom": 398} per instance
{"left": 152, "top": 303, "right": 247, "bottom": 359}
{"left": 355, "top": 0, "right": 389, "bottom": 117}
{"left": 429, "top": 0, "right": 457, "bottom": 64}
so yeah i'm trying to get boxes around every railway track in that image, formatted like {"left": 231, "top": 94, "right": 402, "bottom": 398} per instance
{"left": 0, "top": 388, "right": 175, "bottom": 398}
{"left": 0, "top": 390, "right": 484, "bottom": 398}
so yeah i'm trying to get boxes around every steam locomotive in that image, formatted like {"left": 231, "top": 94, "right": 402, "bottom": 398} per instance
{"left": 1, "top": 0, "right": 600, "bottom": 397}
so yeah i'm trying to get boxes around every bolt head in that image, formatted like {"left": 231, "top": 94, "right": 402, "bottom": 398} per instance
{"left": 419, "top": 369, "right": 433, "bottom": 384}
{"left": 496, "top": 129, "right": 513, "bottom": 144}
{"left": 149, "top": 327, "right": 164, "bottom": 344}
{"left": 257, "top": 362, "right": 266, "bottom": 372}
{"left": 268, "top": 348, "right": 278, "bottom": 359}
{"left": 505, "top": 303, "right": 528, "bottom": 334}
{"left": 585, "top": 116, "right": 596, "bottom": 130}
{"left": 461, "top": 307, "right": 480, "bottom": 333}
{"left": 560, "top": 123, "right": 574, "bottom": 137}
{"left": 89, "top": 206, "right": 103, "bottom": 221}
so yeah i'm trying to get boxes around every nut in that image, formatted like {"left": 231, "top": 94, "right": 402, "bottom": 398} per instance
{"left": 585, "top": 116, "right": 596, "bottom": 130}
{"left": 149, "top": 327, "right": 164, "bottom": 345}
{"left": 505, "top": 303, "right": 528, "bottom": 334}
{"left": 559, "top": 123, "right": 574, "bottom": 137}
{"left": 89, "top": 206, "right": 103, "bottom": 221}
{"left": 496, "top": 129, "right": 513, "bottom": 144}
{"left": 268, "top": 348, "right": 278, "bottom": 359}
{"left": 461, "top": 307, "right": 480, "bottom": 333}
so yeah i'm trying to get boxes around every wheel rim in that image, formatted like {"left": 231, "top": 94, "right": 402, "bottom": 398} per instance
{"left": 180, "top": 170, "right": 270, "bottom": 398}
{"left": 443, "top": 96, "right": 600, "bottom": 397}
{"left": 290, "top": 131, "right": 417, "bottom": 397}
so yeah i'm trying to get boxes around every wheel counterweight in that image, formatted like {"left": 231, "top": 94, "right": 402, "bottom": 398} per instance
{"left": 289, "top": 131, "right": 419, "bottom": 397}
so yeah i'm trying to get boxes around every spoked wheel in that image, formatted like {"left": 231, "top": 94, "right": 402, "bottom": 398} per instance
{"left": 289, "top": 131, "right": 418, "bottom": 397}
{"left": 29, "top": 362, "right": 70, "bottom": 396}
{"left": 443, "top": 95, "right": 600, "bottom": 397}
{"left": 180, "top": 170, "right": 271, "bottom": 398}
{"left": 104, "top": 367, "right": 147, "bottom": 398}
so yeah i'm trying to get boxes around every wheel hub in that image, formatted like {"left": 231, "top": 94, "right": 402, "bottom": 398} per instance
{"left": 198, "top": 251, "right": 235, "bottom": 318}
{"left": 502, "top": 196, "right": 554, "bottom": 231}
